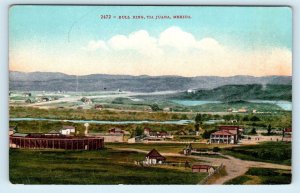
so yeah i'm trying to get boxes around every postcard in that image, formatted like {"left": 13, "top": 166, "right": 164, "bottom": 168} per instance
{"left": 9, "top": 5, "right": 292, "bottom": 185}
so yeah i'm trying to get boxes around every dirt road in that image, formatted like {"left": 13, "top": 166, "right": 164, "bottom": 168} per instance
{"left": 114, "top": 148, "right": 291, "bottom": 184}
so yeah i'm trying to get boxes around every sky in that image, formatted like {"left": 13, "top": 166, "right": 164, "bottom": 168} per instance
{"left": 9, "top": 5, "right": 292, "bottom": 77}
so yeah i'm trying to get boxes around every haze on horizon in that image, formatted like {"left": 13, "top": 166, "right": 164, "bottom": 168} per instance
{"left": 9, "top": 6, "right": 292, "bottom": 77}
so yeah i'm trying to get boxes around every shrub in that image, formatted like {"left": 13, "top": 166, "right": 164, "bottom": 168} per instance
{"left": 212, "top": 147, "right": 220, "bottom": 152}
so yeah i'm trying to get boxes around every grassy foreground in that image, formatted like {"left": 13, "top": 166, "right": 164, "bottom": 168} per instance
{"left": 222, "top": 142, "right": 292, "bottom": 165}
{"left": 9, "top": 148, "right": 207, "bottom": 184}
{"left": 225, "top": 167, "right": 291, "bottom": 185}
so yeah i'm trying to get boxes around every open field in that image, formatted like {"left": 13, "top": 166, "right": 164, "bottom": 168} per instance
{"left": 224, "top": 167, "right": 291, "bottom": 185}
{"left": 222, "top": 142, "right": 292, "bottom": 165}
{"left": 10, "top": 148, "right": 207, "bottom": 184}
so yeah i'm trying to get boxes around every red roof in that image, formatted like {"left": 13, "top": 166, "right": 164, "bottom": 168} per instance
{"left": 192, "top": 165, "right": 211, "bottom": 169}
{"left": 146, "top": 149, "right": 166, "bottom": 160}
{"left": 144, "top": 127, "right": 152, "bottom": 132}
{"left": 285, "top": 128, "right": 292, "bottom": 132}
{"left": 219, "top": 125, "right": 240, "bottom": 130}
{"left": 109, "top": 128, "right": 123, "bottom": 134}
{"left": 158, "top": 131, "right": 168, "bottom": 135}
{"left": 211, "top": 130, "right": 235, "bottom": 136}
{"left": 218, "top": 126, "right": 239, "bottom": 134}
{"left": 62, "top": 126, "right": 75, "bottom": 130}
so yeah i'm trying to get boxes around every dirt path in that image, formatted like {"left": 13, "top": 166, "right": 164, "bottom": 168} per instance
{"left": 114, "top": 148, "right": 291, "bottom": 184}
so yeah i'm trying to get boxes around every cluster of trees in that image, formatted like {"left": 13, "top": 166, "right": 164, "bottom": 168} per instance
{"left": 194, "top": 113, "right": 261, "bottom": 123}
{"left": 150, "top": 104, "right": 160, "bottom": 111}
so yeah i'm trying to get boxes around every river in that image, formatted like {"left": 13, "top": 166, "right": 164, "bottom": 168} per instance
{"left": 10, "top": 118, "right": 194, "bottom": 125}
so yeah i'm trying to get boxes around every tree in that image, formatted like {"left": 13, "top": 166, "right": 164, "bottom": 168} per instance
{"left": 135, "top": 126, "right": 143, "bottom": 136}
{"left": 243, "top": 115, "right": 249, "bottom": 121}
{"left": 171, "top": 114, "right": 179, "bottom": 120}
{"left": 267, "top": 124, "right": 272, "bottom": 135}
{"left": 150, "top": 104, "right": 160, "bottom": 111}
{"left": 181, "top": 114, "right": 188, "bottom": 120}
{"left": 234, "top": 114, "right": 241, "bottom": 121}
{"left": 249, "top": 128, "right": 257, "bottom": 135}
{"left": 194, "top": 123, "right": 200, "bottom": 131}
{"left": 223, "top": 114, "right": 234, "bottom": 121}
{"left": 212, "top": 147, "right": 221, "bottom": 152}
{"left": 202, "top": 129, "right": 217, "bottom": 139}
{"left": 250, "top": 115, "right": 260, "bottom": 122}
{"left": 195, "top": 113, "right": 203, "bottom": 123}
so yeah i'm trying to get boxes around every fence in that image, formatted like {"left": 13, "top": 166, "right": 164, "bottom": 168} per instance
{"left": 9, "top": 136, "right": 104, "bottom": 150}
{"left": 199, "top": 163, "right": 224, "bottom": 184}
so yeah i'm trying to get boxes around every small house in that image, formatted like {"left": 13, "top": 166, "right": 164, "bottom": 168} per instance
{"left": 25, "top": 98, "right": 35, "bottom": 103}
{"left": 176, "top": 130, "right": 187, "bottom": 135}
{"left": 187, "top": 89, "right": 196, "bottom": 94}
{"left": 23, "top": 92, "right": 32, "bottom": 97}
{"left": 9, "top": 126, "right": 17, "bottom": 136}
{"left": 238, "top": 108, "right": 248, "bottom": 113}
{"left": 108, "top": 128, "right": 124, "bottom": 134}
{"left": 45, "top": 130, "right": 61, "bottom": 136}
{"left": 60, "top": 126, "right": 76, "bottom": 135}
{"left": 81, "top": 97, "right": 92, "bottom": 104}
{"left": 41, "top": 97, "right": 50, "bottom": 102}
{"left": 183, "top": 143, "right": 193, "bottom": 155}
{"left": 283, "top": 127, "right": 292, "bottom": 141}
{"left": 144, "top": 127, "right": 151, "bottom": 136}
{"left": 192, "top": 164, "right": 214, "bottom": 173}
{"left": 94, "top": 104, "right": 103, "bottom": 110}
{"left": 144, "top": 149, "right": 166, "bottom": 165}
{"left": 163, "top": 107, "right": 172, "bottom": 112}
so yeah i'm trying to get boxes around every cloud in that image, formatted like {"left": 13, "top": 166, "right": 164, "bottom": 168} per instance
{"left": 158, "top": 26, "right": 197, "bottom": 50}
{"left": 107, "top": 30, "right": 162, "bottom": 56}
{"left": 83, "top": 40, "right": 108, "bottom": 51}
{"left": 11, "top": 26, "right": 291, "bottom": 77}
{"left": 84, "top": 26, "right": 225, "bottom": 55}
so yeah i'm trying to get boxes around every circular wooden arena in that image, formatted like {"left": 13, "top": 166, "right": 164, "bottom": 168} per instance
{"left": 9, "top": 134, "right": 104, "bottom": 150}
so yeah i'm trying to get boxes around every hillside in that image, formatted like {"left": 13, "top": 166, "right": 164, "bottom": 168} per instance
{"left": 171, "top": 84, "right": 292, "bottom": 101}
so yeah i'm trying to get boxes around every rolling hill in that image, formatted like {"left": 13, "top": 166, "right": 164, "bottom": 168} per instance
{"left": 171, "top": 84, "right": 292, "bottom": 101}
{"left": 9, "top": 71, "right": 292, "bottom": 93}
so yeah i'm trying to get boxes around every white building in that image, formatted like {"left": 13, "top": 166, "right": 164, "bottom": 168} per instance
{"left": 143, "top": 149, "right": 166, "bottom": 165}
{"left": 60, "top": 126, "right": 76, "bottom": 135}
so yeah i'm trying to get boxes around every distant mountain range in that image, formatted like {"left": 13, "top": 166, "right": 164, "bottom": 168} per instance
{"left": 9, "top": 71, "right": 292, "bottom": 92}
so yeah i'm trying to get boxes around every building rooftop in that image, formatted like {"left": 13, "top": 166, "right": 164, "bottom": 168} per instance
{"left": 192, "top": 165, "right": 212, "bottom": 169}
{"left": 211, "top": 130, "right": 235, "bottom": 136}
{"left": 146, "top": 149, "right": 166, "bottom": 160}
{"left": 12, "top": 133, "right": 28, "bottom": 137}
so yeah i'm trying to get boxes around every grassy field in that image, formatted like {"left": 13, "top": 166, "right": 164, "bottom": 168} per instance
{"left": 106, "top": 143, "right": 233, "bottom": 154}
{"left": 10, "top": 106, "right": 194, "bottom": 121}
{"left": 9, "top": 120, "right": 198, "bottom": 137}
{"left": 225, "top": 167, "right": 291, "bottom": 185}
{"left": 222, "top": 142, "right": 292, "bottom": 165}
{"left": 9, "top": 148, "right": 208, "bottom": 184}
